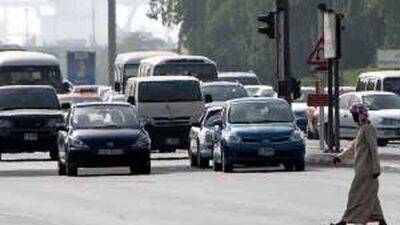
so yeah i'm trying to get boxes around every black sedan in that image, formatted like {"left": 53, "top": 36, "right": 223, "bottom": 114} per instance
{"left": 57, "top": 102, "right": 151, "bottom": 176}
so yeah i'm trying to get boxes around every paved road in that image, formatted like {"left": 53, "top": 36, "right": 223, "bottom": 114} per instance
{"left": 0, "top": 153, "right": 399, "bottom": 225}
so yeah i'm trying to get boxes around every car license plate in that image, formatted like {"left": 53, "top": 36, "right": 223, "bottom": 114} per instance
{"left": 258, "top": 148, "right": 275, "bottom": 157}
{"left": 98, "top": 149, "right": 124, "bottom": 155}
{"left": 165, "top": 138, "right": 180, "bottom": 145}
{"left": 24, "top": 133, "right": 38, "bottom": 141}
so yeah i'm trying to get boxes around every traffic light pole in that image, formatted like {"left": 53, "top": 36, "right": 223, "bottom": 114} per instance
{"left": 108, "top": 0, "right": 116, "bottom": 86}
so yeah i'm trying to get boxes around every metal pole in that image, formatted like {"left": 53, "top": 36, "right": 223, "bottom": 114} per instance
{"left": 91, "top": 0, "right": 97, "bottom": 46}
{"left": 108, "top": 0, "right": 116, "bottom": 86}
{"left": 318, "top": 3, "right": 326, "bottom": 151}
{"left": 334, "top": 14, "right": 342, "bottom": 152}
{"left": 328, "top": 59, "right": 334, "bottom": 151}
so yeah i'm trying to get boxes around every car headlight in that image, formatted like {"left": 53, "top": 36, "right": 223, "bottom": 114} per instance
{"left": 70, "top": 137, "right": 89, "bottom": 149}
{"left": 47, "top": 118, "right": 65, "bottom": 127}
{"left": 132, "top": 133, "right": 151, "bottom": 149}
{"left": 0, "top": 119, "right": 12, "bottom": 128}
{"left": 290, "top": 129, "right": 304, "bottom": 142}
{"left": 228, "top": 134, "right": 242, "bottom": 144}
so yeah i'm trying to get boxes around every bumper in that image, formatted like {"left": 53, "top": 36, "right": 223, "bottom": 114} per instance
{"left": 67, "top": 148, "right": 150, "bottom": 168}
{"left": 226, "top": 141, "right": 305, "bottom": 166}
{"left": 0, "top": 130, "right": 57, "bottom": 153}
{"left": 145, "top": 125, "right": 191, "bottom": 149}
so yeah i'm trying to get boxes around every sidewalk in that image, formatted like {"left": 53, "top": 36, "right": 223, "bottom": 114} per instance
{"left": 305, "top": 140, "right": 400, "bottom": 174}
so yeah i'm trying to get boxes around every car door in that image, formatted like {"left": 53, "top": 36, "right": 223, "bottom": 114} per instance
{"left": 339, "top": 94, "right": 352, "bottom": 138}
{"left": 198, "top": 108, "right": 223, "bottom": 152}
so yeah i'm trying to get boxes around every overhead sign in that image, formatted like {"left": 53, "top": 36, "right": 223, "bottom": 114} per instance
{"left": 324, "top": 11, "right": 337, "bottom": 59}
{"left": 377, "top": 50, "right": 400, "bottom": 69}
{"left": 307, "top": 93, "right": 329, "bottom": 107}
{"left": 67, "top": 51, "right": 96, "bottom": 85}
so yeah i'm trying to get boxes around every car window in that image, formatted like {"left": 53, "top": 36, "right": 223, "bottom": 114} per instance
{"left": 366, "top": 78, "right": 376, "bottom": 91}
{"left": 356, "top": 77, "right": 367, "bottom": 91}
{"left": 204, "top": 109, "right": 222, "bottom": 127}
{"left": 376, "top": 79, "right": 382, "bottom": 91}
{"left": 229, "top": 101, "right": 292, "bottom": 124}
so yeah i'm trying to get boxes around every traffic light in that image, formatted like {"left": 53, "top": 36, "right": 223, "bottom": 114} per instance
{"left": 258, "top": 12, "right": 276, "bottom": 39}
{"left": 291, "top": 78, "right": 301, "bottom": 100}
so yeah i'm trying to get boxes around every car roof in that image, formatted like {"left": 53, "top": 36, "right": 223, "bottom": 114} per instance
{"left": 0, "top": 85, "right": 56, "bottom": 91}
{"left": 73, "top": 102, "right": 132, "bottom": 108}
{"left": 358, "top": 70, "right": 400, "bottom": 79}
{"left": 343, "top": 91, "right": 397, "bottom": 97}
{"left": 245, "top": 85, "right": 274, "bottom": 90}
{"left": 227, "top": 97, "right": 288, "bottom": 104}
{"left": 201, "top": 81, "right": 243, "bottom": 87}
{"left": 127, "top": 75, "right": 200, "bottom": 83}
{"left": 140, "top": 55, "right": 216, "bottom": 65}
{"left": 0, "top": 51, "right": 59, "bottom": 67}
{"left": 115, "top": 51, "right": 178, "bottom": 65}
{"left": 218, "top": 71, "right": 257, "bottom": 78}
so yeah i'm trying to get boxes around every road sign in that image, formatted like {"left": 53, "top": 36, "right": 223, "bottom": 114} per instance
{"left": 307, "top": 38, "right": 328, "bottom": 71}
{"left": 67, "top": 51, "right": 96, "bottom": 85}
{"left": 307, "top": 93, "right": 329, "bottom": 107}
{"left": 323, "top": 11, "right": 337, "bottom": 59}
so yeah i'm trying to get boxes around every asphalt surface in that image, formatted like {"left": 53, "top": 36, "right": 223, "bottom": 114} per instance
{"left": 0, "top": 152, "right": 399, "bottom": 225}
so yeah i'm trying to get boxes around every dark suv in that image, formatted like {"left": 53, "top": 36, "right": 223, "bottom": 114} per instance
{"left": 0, "top": 85, "right": 66, "bottom": 160}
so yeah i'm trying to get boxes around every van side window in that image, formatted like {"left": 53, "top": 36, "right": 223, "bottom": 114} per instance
{"left": 376, "top": 79, "right": 382, "bottom": 91}
{"left": 356, "top": 78, "right": 367, "bottom": 91}
{"left": 366, "top": 78, "right": 376, "bottom": 91}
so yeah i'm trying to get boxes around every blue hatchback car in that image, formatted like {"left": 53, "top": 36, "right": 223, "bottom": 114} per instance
{"left": 212, "top": 98, "right": 306, "bottom": 173}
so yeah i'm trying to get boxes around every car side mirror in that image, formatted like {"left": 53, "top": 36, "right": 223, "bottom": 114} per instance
{"left": 62, "top": 80, "right": 73, "bottom": 93}
{"left": 61, "top": 102, "right": 71, "bottom": 110}
{"left": 114, "top": 83, "right": 121, "bottom": 93}
{"left": 127, "top": 96, "right": 135, "bottom": 105}
{"left": 204, "top": 94, "right": 213, "bottom": 103}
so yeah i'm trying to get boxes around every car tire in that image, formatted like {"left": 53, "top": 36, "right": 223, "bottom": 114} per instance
{"left": 130, "top": 153, "right": 151, "bottom": 175}
{"left": 66, "top": 161, "right": 78, "bottom": 177}
{"left": 377, "top": 139, "right": 388, "bottom": 147}
{"left": 49, "top": 149, "right": 59, "bottom": 161}
{"left": 0, "top": 153, "right": 2, "bottom": 161}
{"left": 222, "top": 150, "right": 233, "bottom": 173}
{"left": 58, "top": 161, "right": 66, "bottom": 176}
{"left": 283, "top": 162, "right": 294, "bottom": 171}
{"left": 213, "top": 160, "right": 222, "bottom": 171}
{"left": 294, "top": 159, "right": 305, "bottom": 172}
{"left": 189, "top": 140, "right": 198, "bottom": 167}
{"left": 197, "top": 140, "right": 209, "bottom": 168}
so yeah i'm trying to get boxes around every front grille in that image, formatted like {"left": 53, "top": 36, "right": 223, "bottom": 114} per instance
{"left": 13, "top": 118, "right": 47, "bottom": 129}
{"left": 270, "top": 137, "right": 290, "bottom": 143}
{"left": 153, "top": 117, "right": 191, "bottom": 126}
{"left": 242, "top": 137, "right": 259, "bottom": 143}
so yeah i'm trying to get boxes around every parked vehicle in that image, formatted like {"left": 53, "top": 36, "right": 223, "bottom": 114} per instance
{"left": 292, "top": 87, "right": 316, "bottom": 132}
{"left": 333, "top": 91, "right": 400, "bottom": 146}
{"left": 218, "top": 72, "right": 261, "bottom": 86}
{"left": 201, "top": 81, "right": 248, "bottom": 106}
{"left": 0, "top": 86, "right": 67, "bottom": 160}
{"left": 245, "top": 85, "right": 277, "bottom": 97}
{"left": 0, "top": 51, "right": 72, "bottom": 93}
{"left": 212, "top": 98, "right": 306, "bottom": 173}
{"left": 125, "top": 76, "right": 205, "bottom": 152}
{"left": 57, "top": 102, "right": 151, "bottom": 176}
{"left": 189, "top": 106, "right": 223, "bottom": 168}
{"left": 356, "top": 70, "right": 400, "bottom": 95}
{"left": 114, "top": 51, "right": 178, "bottom": 93}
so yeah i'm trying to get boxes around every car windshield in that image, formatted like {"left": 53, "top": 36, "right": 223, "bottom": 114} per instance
{"left": 219, "top": 76, "right": 260, "bottom": 85}
{"left": 383, "top": 78, "right": 400, "bottom": 95}
{"left": 246, "top": 87, "right": 276, "bottom": 97}
{"left": 125, "top": 64, "right": 139, "bottom": 78}
{"left": 362, "top": 95, "right": 400, "bottom": 110}
{"left": 0, "top": 88, "right": 59, "bottom": 110}
{"left": 153, "top": 63, "right": 217, "bottom": 81}
{"left": 201, "top": 85, "right": 248, "bottom": 101}
{"left": 72, "top": 105, "right": 139, "bottom": 129}
{"left": 139, "top": 80, "right": 202, "bottom": 102}
{"left": 229, "top": 101, "right": 293, "bottom": 124}
{"left": 0, "top": 66, "right": 63, "bottom": 93}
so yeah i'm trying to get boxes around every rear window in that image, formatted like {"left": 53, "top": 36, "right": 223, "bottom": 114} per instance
{"left": 153, "top": 63, "right": 217, "bottom": 81}
{"left": 201, "top": 85, "right": 248, "bottom": 101}
{"left": 218, "top": 76, "right": 260, "bottom": 85}
{"left": 0, "top": 88, "right": 59, "bottom": 110}
{"left": 139, "top": 81, "right": 202, "bottom": 102}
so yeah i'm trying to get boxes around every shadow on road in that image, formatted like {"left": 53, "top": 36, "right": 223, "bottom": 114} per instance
{"left": 0, "top": 169, "right": 56, "bottom": 177}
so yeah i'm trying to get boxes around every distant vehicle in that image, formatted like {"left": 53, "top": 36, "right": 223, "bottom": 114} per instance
{"left": 189, "top": 106, "right": 223, "bottom": 168}
{"left": 102, "top": 90, "right": 125, "bottom": 103}
{"left": 114, "top": 51, "right": 178, "bottom": 93}
{"left": 212, "top": 98, "right": 306, "bottom": 173}
{"left": 125, "top": 76, "right": 205, "bottom": 152}
{"left": 0, "top": 51, "right": 72, "bottom": 93}
{"left": 333, "top": 91, "right": 400, "bottom": 146}
{"left": 138, "top": 55, "right": 218, "bottom": 82}
{"left": 292, "top": 87, "right": 316, "bottom": 132}
{"left": 201, "top": 81, "right": 248, "bottom": 105}
{"left": 356, "top": 70, "right": 400, "bottom": 95}
{"left": 0, "top": 86, "right": 68, "bottom": 160}
{"left": 324, "top": 86, "right": 356, "bottom": 95}
{"left": 218, "top": 71, "right": 261, "bottom": 86}
{"left": 245, "top": 85, "right": 277, "bottom": 97}
{"left": 57, "top": 102, "right": 151, "bottom": 176}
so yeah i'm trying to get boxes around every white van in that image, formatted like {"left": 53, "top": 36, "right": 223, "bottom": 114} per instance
{"left": 0, "top": 50, "right": 71, "bottom": 93}
{"left": 356, "top": 70, "right": 400, "bottom": 95}
{"left": 138, "top": 55, "right": 218, "bottom": 82}
{"left": 114, "top": 51, "right": 178, "bottom": 93}
{"left": 125, "top": 76, "right": 205, "bottom": 151}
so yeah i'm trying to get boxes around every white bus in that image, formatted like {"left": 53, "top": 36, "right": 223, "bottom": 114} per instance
{"left": 114, "top": 51, "right": 178, "bottom": 93}
{"left": 137, "top": 55, "right": 218, "bottom": 82}
{"left": 0, "top": 51, "right": 71, "bottom": 93}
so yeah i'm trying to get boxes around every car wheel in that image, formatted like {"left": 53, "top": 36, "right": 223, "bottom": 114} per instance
{"left": 189, "top": 139, "right": 198, "bottom": 167}
{"left": 131, "top": 153, "right": 151, "bottom": 175}
{"left": 0, "top": 153, "right": 2, "bottom": 161}
{"left": 49, "top": 149, "right": 59, "bottom": 161}
{"left": 283, "top": 162, "right": 294, "bottom": 171}
{"left": 66, "top": 161, "right": 78, "bottom": 177}
{"left": 377, "top": 139, "right": 388, "bottom": 147}
{"left": 294, "top": 159, "right": 305, "bottom": 172}
{"left": 222, "top": 150, "right": 233, "bottom": 173}
{"left": 197, "top": 140, "right": 209, "bottom": 168}
{"left": 58, "top": 161, "right": 66, "bottom": 176}
{"left": 213, "top": 160, "right": 222, "bottom": 171}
